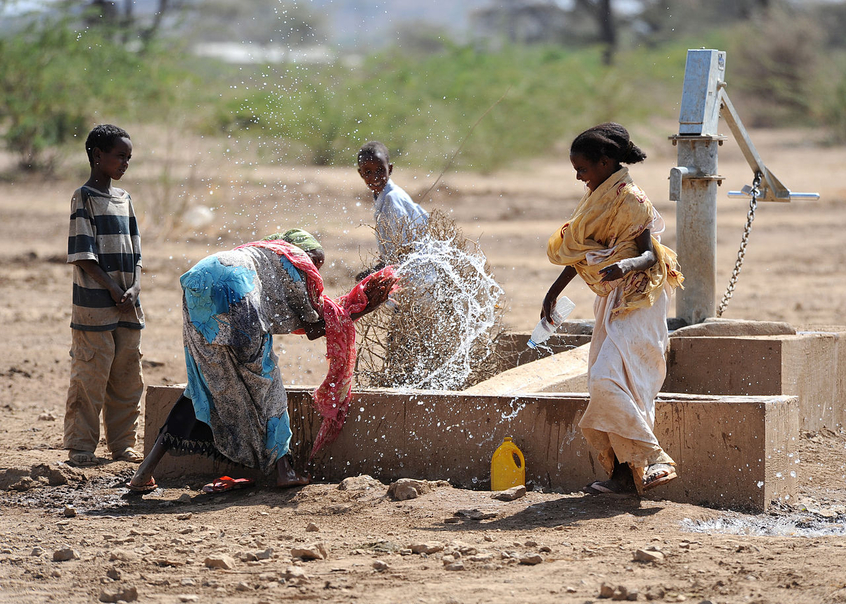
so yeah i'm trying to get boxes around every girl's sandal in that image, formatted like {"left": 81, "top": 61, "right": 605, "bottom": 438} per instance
{"left": 583, "top": 479, "right": 637, "bottom": 496}
{"left": 641, "top": 463, "right": 677, "bottom": 492}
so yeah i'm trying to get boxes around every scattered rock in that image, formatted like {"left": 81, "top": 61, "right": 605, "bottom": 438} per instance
{"left": 176, "top": 513, "right": 193, "bottom": 520}
{"left": 388, "top": 478, "right": 431, "bottom": 501}
{"left": 599, "top": 583, "right": 615, "bottom": 598}
{"left": 283, "top": 565, "right": 309, "bottom": 584}
{"left": 306, "top": 522, "right": 319, "bottom": 532}
{"left": 106, "top": 567, "right": 121, "bottom": 580}
{"left": 519, "top": 553, "right": 543, "bottom": 565}
{"left": 444, "top": 561, "right": 465, "bottom": 571}
{"left": 469, "top": 553, "right": 495, "bottom": 562}
{"left": 492, "top": 485, "right": 527, "bottom": 501}
{"left": 177, "top": 596, "right": 199, "bottom": 603}
{"left": 177, "top": 494, "right": 192, "bottom": 503}
{"left": 410, "top": 541, "right": 444, "bottom": 555}
{"left": 108, "top": 549, "right": 138, "bottom": 562}
{"left": 634, "top": 548, "right": 665, "bottom": 563}
{"left": 63, "top": 505, "right": 77, "bottom": 518}
{"left": 235, "top": 581, "right": 251, "bottom": 591}
{"left": 37, "top": 411, "right": 57, "bottom": 421}
{"left": 291, "top": 543, "right": 327, "bottom": 560}
{"left": 443, "top": 517, "right": 461, "bottom": 524}
{"left": 52, "top": 547, "right": 79, "bottom": 562}
{"left": 98, "top": 585, "right": 138, "bottom": 603}
{"left": 455, "top": 509, "right": 497, "bottom": 521}
{"left": 30, "top": 546, "right": 44, "bottom": 556}
{"left": 254, "top": 547, "right": 273, "bottom": 560}
{"left": 338, "top": 475, "right": 384, "bottom": 491}
{"left": 204, "top": 554, "right": 236, "bottom": 570}
{"left": 372, "top": 559, "right": 389, "bottom": 571}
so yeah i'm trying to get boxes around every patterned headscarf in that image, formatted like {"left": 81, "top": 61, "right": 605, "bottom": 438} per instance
{"left": 264, "top": 228, "right": 323, "bottom": 253}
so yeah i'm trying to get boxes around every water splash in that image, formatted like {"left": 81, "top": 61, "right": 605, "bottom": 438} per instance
{"left": 357, "top": 234, "right": 504, "bottom": 391}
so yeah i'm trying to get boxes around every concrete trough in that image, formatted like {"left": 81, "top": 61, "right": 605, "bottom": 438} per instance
{"left": 665, "top": 331, "right": 846, "bottom": 431}
{"left": 144, "top": 384, "right": 797, "bottom": 511}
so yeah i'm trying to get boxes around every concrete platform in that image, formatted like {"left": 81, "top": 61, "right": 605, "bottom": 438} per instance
{"left": 464, "top": 343, "right": 589, "bottom": 395}
{"left": 144, "top": 384, "right": 797, "bottom": 511}
{"left": 665, "top": 331, "right": 846, "bottom": 431}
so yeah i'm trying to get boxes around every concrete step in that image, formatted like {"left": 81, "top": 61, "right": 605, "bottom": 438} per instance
{"left": 144, "top": 385, "right": 797, "bottom": 511}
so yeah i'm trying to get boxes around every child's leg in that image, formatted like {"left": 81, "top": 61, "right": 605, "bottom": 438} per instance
{"left": 64, "top": 329, "right": 115, "bottom": 454}
{"left": 103, "top": 327, "right": 144, "bottom": 456}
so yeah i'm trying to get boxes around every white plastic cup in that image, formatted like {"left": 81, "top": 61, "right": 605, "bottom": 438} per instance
{"left": 527, "top": 297, "right": 575, "bottom": 349}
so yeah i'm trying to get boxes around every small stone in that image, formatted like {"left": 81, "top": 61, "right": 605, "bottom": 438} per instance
{"left": 387, "top": 478, "right": 431, "bottom": 501}
{"left": 444, "top": 561, "right": 465, "bottom": 571}
{"left": 599, "top": 583, "right": 615, "bottom": 598}
{"left": 204, "top": 554, "right": 236, "bottom": 570}
{"left": 469, "top": 553, "right": 495, "bottom": 562}
{"left": 410, "top": 541, "right": 444, "bottom": 555}
{"left": 235, "top": 581, "right": 251, "bottom": 591}
{"left": 108, "top": 550, "right": 138, "bottom": 562}
{"left": 291, "top": 544, "right": 327, "bottom": 560}
{"left": 254, "top": 547, "right": 273, "bottom": 560}
{"left": 484, "top": 535, "right": 494, "bottom": 542}
{"left": 38, "top": 412, "right": 57, "bottom": 421}
{"left": 63, "top": 506, "right": 77, "bottom": 518}
{"left": 519, "top": 553, "right": 543, "bottom": 565}
{"left": 176, "top": 513, "right": 193, "bottom": 521}
{"left": 565, "top": 586, "right": 577, "bottom": 593}
{"left": 338, "top": 475, "right": 383, "bottom": 491}
{"left": 634, "top": 548, "right": 665, "bottom": 563}
{"left": 372, "top": 559, "right": 389, "bottom": 571}
{"left": 98, "top": 585, "right": 138, "bottom": 603}
{"left": 52, "top": 547, "right": 79, "bottom": 562}
{"left": 306, "top": 522, "right": 319, "bottom": 532}
{"left": 443, "top": 517, "right": 460, "bottom": 524}
{"left": 455, "top": 509, "right": 497, "bottom": 520}
{"left": 492, "top": 485, "right": 527, "bottom": 501}
{"left": 180, "top": 578, "right": 195, "bottom": 586}
{"left": 106, "top": 567, "right": 122, "bottom": 580}
{"left": 177, "top": 596, "right": 199, "bottom": 603}
{"left": 283, "top": 565, "right": 309, "bottom": 583}
{"left": 30, "top": 546, "right": 45, "bottom": 556}
{"left": 177, "top": 494, "right": 192, "bottom": 503}
{"left": 524, "top": 540, "right": 538, "bottom": 547}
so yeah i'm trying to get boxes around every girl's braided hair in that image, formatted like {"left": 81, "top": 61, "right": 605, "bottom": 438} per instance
{"left": 570, "top": 122, "right": 646, "bottom": 165}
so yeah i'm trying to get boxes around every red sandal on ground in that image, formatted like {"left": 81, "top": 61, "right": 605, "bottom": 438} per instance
{"left": 202, "top": 476, "right": 255, "bottom": 494}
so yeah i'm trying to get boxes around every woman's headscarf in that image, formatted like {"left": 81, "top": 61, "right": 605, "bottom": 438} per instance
{"left": 264, "top": 228, "right": 323, "bottom": 253}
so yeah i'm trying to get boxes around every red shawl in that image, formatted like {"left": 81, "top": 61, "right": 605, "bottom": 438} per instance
{"left": 236, "top": 239, "right": 395, "bottom": 457}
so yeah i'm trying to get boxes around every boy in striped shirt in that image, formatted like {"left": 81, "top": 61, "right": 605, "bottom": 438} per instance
{"left": 64, "top": 124, "right": 145, "bottom": 467}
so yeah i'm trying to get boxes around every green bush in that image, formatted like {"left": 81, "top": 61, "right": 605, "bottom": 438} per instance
{"left": 0, "top": 19, "right": 173, "bottom": 171}
{"left": 211, "top": 43, "right": 683, "bottom": 171}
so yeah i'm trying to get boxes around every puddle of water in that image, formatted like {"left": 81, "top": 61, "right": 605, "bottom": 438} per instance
{"left": 682, "top": 511, "right": 846, "bottom": 538}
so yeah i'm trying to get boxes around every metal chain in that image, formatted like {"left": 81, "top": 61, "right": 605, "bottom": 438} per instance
{"left": 717, "top": 172, "right": 762, "bottom": 317}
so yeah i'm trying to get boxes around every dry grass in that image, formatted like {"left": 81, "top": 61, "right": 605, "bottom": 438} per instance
{"left": 354, "top": 210, "right": 507, "bottom": 391}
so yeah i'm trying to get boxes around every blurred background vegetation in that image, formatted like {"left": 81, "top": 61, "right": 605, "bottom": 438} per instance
{"left": 1, "top": 0, "right": 845, "bottom": 174}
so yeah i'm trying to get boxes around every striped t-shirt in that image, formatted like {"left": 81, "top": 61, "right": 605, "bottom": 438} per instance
{"left": 67, "top": 185, "right": 145, "bottom": 331}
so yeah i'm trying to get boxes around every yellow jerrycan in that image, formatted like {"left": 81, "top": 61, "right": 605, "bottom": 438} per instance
{"left": 491, "top": 437, "right": 525, "bottom": 491}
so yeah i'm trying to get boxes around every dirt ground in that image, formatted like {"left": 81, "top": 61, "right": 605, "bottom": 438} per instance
{"left": 2, "top": 122, "right": 846, "bottom": 603}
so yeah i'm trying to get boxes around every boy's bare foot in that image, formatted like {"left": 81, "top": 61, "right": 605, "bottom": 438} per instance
{"left": 275, "top": 454, "right": 310, "bottom": 488}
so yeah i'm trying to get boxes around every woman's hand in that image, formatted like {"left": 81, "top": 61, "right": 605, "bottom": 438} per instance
{"left": 350, "top": 271, "right": 400, "bottom": 320}
{"left": 304, "top": 319, "right": 326, "bottom": 340}
{"left": 599, "top": 260, "right": 630, "bottom": 282}
{"left": 541, "top": 266, "right": 577, "bottom": 322}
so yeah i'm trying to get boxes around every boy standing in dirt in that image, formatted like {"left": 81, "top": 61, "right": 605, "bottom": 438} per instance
{"left": 356, "top": 141, "right": 428, "bottom": 279}
{"left": 64, "top": 124, "right": 145, "bottom": 467}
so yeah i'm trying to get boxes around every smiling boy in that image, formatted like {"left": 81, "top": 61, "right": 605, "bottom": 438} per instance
{"left": 64, "top": 124, "right": 145, "bottom": 467}
{"left": 356, "top": 141, "right": 428, "bottom": 279}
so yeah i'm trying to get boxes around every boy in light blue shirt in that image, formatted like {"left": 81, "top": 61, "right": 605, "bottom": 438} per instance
{"left": 356, "top": 141, "right": 428, "bottom": 279}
